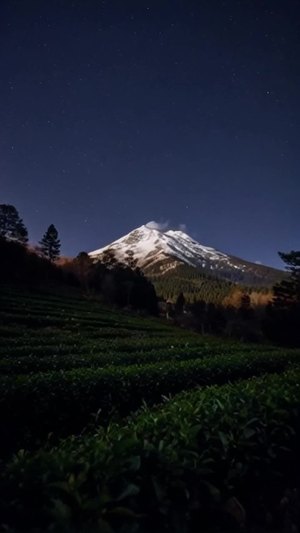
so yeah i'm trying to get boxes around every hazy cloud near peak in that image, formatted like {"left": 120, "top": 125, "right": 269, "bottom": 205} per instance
{"left": 146, "top": 221, "right": 188, "bottom": 233}
{"left": 178, "top": 223, "right": 187, "bottom": 232}
{"left": 146, "top": 220, "right": 170, "bottom": 230}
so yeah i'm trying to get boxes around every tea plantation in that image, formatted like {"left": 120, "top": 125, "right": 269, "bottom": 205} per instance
{"left": 1, "top": 285, "right": 300, "bottom": 532}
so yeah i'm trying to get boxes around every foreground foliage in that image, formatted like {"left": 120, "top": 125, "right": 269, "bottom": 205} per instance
{"left": 1, "top": 286, "right": 300, "bottom": 532}
{"left": 1, "top": 369, "right": 300, "bottom": 532}
{"left": 1, "top": 348, "right": 300, "bottom": 454}
{"left": 264, "top": 250, "right": 300, "bottom": 347}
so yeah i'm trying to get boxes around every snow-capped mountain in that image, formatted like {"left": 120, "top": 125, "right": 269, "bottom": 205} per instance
{"left": 89, "top": 222, "right": 282, "bottom": 286}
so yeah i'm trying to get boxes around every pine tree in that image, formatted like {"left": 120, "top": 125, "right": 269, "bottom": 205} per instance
{"left": 39, "top": 224, "right": 61, "bottom": 261}
{"left": 263, "top": 250, "right": 300, "bottom": 346}
{"left": 15, "top": 221, "right": 29, "bottom": 245}
{"left": 273, "top": 251, "right": 300, "bottom": 307}
{"left": 0, "top": 204, "right": 28, "bottom": 245}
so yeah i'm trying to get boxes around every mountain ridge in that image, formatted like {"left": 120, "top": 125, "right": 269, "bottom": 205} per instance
{"left": 89, "top": 222, "right": 283, "bottom": 288}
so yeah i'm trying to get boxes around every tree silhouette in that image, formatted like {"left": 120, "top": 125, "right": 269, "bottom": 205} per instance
{"left": 0, "top": 204, "right": 28, "bottom": 245}
{"left": 175, "top": 292, "right": 185, "bottom": 315}
{"left": 39, "top": 224, "right": 61, "bottom": 261}
{"left": 273, "top": 251, "right": 300, "bottom": 308}
{"left": 239, "top": 293, "right": 253, "bottom": 319}
{"left": 74, "top": 252, "right": 93, "bottom": 293}
{"left": 263, "top": 250, "right": 300, "bottom": 346}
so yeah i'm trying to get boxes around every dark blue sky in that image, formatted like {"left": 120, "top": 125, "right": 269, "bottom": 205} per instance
{"left": 1, "top": 0, "right": 299, "bottom": 268}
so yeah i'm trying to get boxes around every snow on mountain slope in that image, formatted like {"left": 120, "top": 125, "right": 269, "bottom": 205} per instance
{"left": 89, "top": 222, "right": 245, "bottom": 274}
{"left": 89, "top": 222, "right": 283, "bottom": 287}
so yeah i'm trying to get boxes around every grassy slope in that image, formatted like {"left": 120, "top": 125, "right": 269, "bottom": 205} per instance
{"left": 1, "top": 284, "right": 300, "bottom": 531}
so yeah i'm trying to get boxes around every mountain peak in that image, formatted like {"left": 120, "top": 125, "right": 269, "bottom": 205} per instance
{"left": 144, "top": 221, "right": 169, "bottom": 232}
{"left": 89, "top": 222, "right": 282, "bottom": 286}
{"left": 90, "top": 222, "right": 229, "bottom": 271}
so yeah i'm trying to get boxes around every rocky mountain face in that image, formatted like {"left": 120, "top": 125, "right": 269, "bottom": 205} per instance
{"left": 89, "top": 222, "right": 283, "bottom": 287}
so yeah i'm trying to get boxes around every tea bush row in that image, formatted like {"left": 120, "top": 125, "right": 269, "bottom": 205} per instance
{"left": 0, "top": 347, "right": 211, "bottom": 374}
{"left": 1, "top": 349, "right": 299, "bottom": 454}
{"left": 0, "top": 346, "right": 298, "bottom": 376}
{"left": 1, "top": 368, "right": 300, "bottom": 532}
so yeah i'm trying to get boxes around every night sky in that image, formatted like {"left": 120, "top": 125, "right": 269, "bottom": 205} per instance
{"left": 1, "top": 1, "right": 299, "bottom": 269}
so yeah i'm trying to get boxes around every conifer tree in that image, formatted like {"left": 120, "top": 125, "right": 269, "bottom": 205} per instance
{"left": 263, "top": 250, "right": 300, "bottom": 346}
{"left": 0, "top": 204, "right": 28, "bottom": 245}
{"left": 273, "top": 251, "right": 300, "bottom": 307}
{"left": 16, "top": 221, "right": 29, "bottom": 245}
{"left": 39, "top": 224, "right": 61, "bottom": 261}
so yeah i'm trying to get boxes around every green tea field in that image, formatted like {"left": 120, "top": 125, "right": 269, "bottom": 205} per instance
{"left": 1, "top": 285, "right": 300, "bottom": 532}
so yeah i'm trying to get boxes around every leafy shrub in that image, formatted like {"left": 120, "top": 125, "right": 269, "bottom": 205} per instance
{"left": 1, "top": 369, "right": 300, "bottom": 532}
{"left": 1, "top": 349, "right": 299, "bottom": 453}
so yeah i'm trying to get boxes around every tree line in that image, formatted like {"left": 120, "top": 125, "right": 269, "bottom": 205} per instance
{"left": 69, "top": 249, "right": 158, "bottom": 314}
{"left": 0, "top": 204, "right": 61, "bottom": 261}
{"left": 166, "top": 251, "right": 300, "bottom": 347}
{"left": 1, "top": 204, "right": 299, "bottom": 344}
{"left": 0, "top": 204, "right": 158, "bottom": 315}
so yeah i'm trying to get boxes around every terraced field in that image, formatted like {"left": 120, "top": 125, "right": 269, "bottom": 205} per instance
{"left": 0, "top": 285, "right": 300, "bottom": 532}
